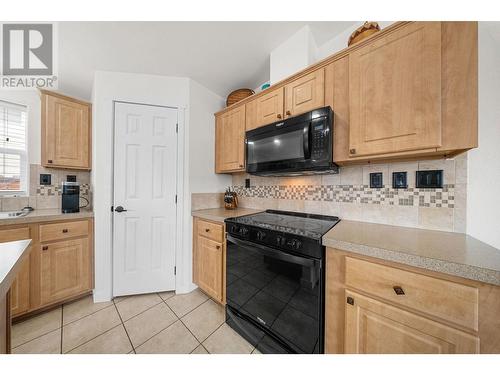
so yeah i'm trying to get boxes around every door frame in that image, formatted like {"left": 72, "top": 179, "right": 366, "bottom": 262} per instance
{"left": 111, "top": 100, "right": 185, "bottom": 297}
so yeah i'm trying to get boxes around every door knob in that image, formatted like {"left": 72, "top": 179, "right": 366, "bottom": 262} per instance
{"left": 114, "top": 206, "right": 127, "bottom": 213}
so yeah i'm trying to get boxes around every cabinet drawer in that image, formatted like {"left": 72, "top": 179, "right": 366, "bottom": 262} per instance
{"left": 0, "top": 227, "right": 30, "bottom": 242}
{"left": 345, "top": 257, "right": 479, "bottom": 331}
{"left": 197, "top": 220, "right": 223, "bottom": 243}
{"left": 39, "top": 220, "right": 89, "bottom": 242}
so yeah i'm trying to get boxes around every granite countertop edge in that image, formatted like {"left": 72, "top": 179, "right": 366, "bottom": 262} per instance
{"left": 191, "top": 208, "right": 263, "bottom": 223}
{"left": 325, "top": 238, "right": 500, "bottom": 286}
{"left": 0, "top": 209, "right": 94, "bottom": 226}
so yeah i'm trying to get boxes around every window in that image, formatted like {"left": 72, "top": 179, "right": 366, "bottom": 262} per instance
{"left": 0, "top": 100, "right": 28, "bottom": 195}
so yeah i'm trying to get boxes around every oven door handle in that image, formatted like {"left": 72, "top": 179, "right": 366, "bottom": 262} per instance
{"left": 227, "top": 234, "right": 318, "bottom": 268}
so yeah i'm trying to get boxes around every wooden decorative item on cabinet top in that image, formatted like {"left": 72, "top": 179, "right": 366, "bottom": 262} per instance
{"left": 41, "top": 90, "right": 92, "bottom": 170}
{"left": 226, "top": 88, "right": 255, "bottom": 107}
{"left": 348, "top": 22, "right": 381, "bottom": 46}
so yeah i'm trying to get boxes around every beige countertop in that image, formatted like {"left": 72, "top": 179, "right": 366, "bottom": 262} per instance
{"left": 0, "top": 239, "right": 31, "bottom": 299}
{"left": 323, "top": 220, "right": 500, "bottom": 286}
{"left": 0, "top": 208, "right": 94, "bottom": 226}
{"left": 192, "top": 207, "right": 263, "bottom": 223}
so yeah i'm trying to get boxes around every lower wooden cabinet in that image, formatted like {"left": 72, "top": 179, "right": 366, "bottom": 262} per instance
{"left": 0, "top": 218, "right": 94, "bottom": 319}
{"left": 40, "top": 238, "right": 92, "bottom": 306}
{"left": 0, "top": 227, "right": 32, "bottom": 317}
{"left": 192, "top": 217, "right": 225, "bottom": 304}
{"left": 325, "top": 248, "right": 500, "bottom": 354}
{"left": 344, "top": 290, "right": 479, "bottom": 354}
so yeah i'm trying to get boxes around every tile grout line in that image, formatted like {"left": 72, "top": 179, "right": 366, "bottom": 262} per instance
{"left": 198, "top": 320, "right": 226, "bottom": 353}
{"left": 113, "top": 299, "right": 136, "bottom": 354}
{"left": 63, "top": 322, "right": 123, "bottom": 354}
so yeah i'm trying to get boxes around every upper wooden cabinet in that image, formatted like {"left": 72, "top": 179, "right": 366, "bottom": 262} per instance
{"left": 215, "top": 22, "right": 478, "bottom": 171}
{"left": 348, "top": 22, "right": 442, "bottom": 158}
{"left": 41, "top": 90, "right": 92, "bottom": 170}
{"left": 246, "top": 87, "right": 284, "bottom": 131}
{"left": 284, "top": 69, "right": 325, "bottom": 118}
{"left": 215, "top": 105, "right": 246, "bottom": 173}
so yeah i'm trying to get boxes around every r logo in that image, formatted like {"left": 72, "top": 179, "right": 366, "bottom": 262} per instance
{"left": 2, "top": 24, "right": 53, "bottom": 76}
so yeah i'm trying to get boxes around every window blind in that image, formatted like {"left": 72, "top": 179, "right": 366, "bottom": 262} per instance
{"left": 0, "top": 100, "right": 27, "bottom": 194}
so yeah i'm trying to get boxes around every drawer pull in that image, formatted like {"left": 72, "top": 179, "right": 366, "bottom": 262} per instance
{"left": 62, "top": 229, "right": 69, "bottom": 233}
{"left": 42, "top": 245, "right": 49, "bottom": 251}
{"left": 393, "top": 286, "right": 405, "bottom": 295}
{"left": 205, "top": 228, "right": 210, "bottom": 232}
{"left": 346, "top": 296, "right": 354, "bottom": 305}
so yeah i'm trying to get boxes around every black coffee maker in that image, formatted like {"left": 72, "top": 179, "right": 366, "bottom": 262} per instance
{"left": 61, "top": 181, "right": 80, "bottom": 213}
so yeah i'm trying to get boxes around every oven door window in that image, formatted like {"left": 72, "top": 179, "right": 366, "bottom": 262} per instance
{"left": 226, "top": 237, "right": 321, "bottom": 354}
{"left": 247, "top": 128, "right": 305, "bottom": 165}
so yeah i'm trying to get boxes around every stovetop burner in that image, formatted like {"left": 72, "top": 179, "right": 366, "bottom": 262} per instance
{"left": 227, "top": 210, "right": 340, "bottom": 240}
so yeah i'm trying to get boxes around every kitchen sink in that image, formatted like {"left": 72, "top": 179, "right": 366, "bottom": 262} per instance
{"left": 0, "top": 210, "right": 31, "bottom": 219}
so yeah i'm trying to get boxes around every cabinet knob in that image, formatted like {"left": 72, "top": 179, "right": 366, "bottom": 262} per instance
{"left": 42, "top": 245, "right": 49, "bottom": 251}
{"left": 47, "top": 159, "right": 53, "bottom": 164}
{"left": 393, "top": 286, "right": 405, "bottom": 295}
{"left": 346, "top": 296, "right": 354, "bottom": 305}
{"left": 349, "top": 148, "right": 356, "bottom": 155}
{"left": 205, "top": 228, "right": 210, "bottom": 232}
{"left": 239, "top": 164, "right": 244, "bottom": 168}
{"left": 216, "top": 245, "right": 221, "bottom": 250}
{"left": 286, "top": 110, "right": 291, "bottom": 116}
{"left": 277, "top": 114, "right": 282, "bottom": 119}
{"left": 62, "top": 229, "right": 69, "bottom": 233}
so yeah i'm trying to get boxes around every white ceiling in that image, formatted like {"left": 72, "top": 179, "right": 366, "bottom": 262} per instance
{"left": 57, "top": 22, "right": 356, "bottom": 100}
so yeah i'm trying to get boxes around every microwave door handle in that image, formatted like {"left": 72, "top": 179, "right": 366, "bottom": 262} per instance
{"left": 303, "top": 123, "right": 311, "bottom": 159}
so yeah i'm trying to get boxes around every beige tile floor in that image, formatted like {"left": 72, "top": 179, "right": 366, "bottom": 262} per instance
{"left": 11, "top": 289, "right": 261, "bottom": 354}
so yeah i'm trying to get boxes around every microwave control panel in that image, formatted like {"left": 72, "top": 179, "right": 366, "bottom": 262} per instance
{"left": 311, "top": 118, "right": 330, "bottom": 160}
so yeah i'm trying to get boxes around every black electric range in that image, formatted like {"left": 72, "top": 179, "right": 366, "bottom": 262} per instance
{"left": 224, "top": 210, "right": 340, "bottom": 354}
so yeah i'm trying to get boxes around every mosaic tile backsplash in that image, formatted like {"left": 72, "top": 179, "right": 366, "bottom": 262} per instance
{"left": 232, "top": 184, "right": 455, "bottom": 208}
{"left": 231, "top": 155, "right": 468, "bottom": 233}
{"left": 0, "top": 164, "right": 92, "bottom": 211}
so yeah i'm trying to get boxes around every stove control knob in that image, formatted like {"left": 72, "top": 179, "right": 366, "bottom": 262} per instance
{"left": 231, "top": 225, "right": 239, "bottom": 234}
{"left": 239, "top": 227, "right": 249, "bottom": 236}
{"left": 290, "top": 239, "right": 302, "bottom": 250}
{"left": 256, "top": 231, "right": 266, "bottom": 241}
{"left": 276, "top": 235, "right": 286, "bottom": 246}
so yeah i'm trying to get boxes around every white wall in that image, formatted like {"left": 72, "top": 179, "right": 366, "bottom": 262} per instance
{"left": 270, "top": 26, "right": 317, "bottom": 84}
{"left": 467, "top": 23, "right": 500, "bottom": 250}
{"left": 315, "top": 22, "right": 395, "bottom": 60}
{"left": 91, "top": 71, "right": 228, "bottom": 302}
{"left": 0, "top": 89, "right": 41, "bottom": 165}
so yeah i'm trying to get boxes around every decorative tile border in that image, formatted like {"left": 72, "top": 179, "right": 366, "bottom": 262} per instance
{"left": 232, "top": 184, "right": 455, "bottom": 208}
{"left": 36, "top": 183, "right": 91, "bottom": 197}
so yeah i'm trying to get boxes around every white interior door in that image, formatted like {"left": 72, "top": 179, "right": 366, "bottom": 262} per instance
{"left": 113, "top": 102, "right": 178, "bottom": 296}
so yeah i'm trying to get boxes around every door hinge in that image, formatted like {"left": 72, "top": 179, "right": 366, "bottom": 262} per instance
{"left": 176, "top": 123, "right": 178, "bottom": 133}
{"left": 111, "top": 206, "right": 114, "bottom": 212}
{"left": 174, "top": 266, "right": 177, "bottom": 275}
{"left": 175, "top": 195, "right": 178, "bottom": 204}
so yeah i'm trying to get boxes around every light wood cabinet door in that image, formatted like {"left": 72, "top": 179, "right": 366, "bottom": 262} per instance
{"left": 0, "top": 227, "right": 31, "bottom": 316}
{"left": 246, "top": 87, "right": 284, "bottom": 130}
{"left": 195, "top": 236, "right": 223, "bottom": 303}
{"left": 284, "top": 69, "right": 325, "bottom": 118}
{"left": 344, "top": 290, "right": 479, "bottom": 354}
{"left": 349, "top": 22, "right": 442, "bottom": 158}
{"left": 42, "top": 91, "right": 91, "bottom": 170}
{"left": 325, "top": 57, "right": 350, "bottom": 163}
{"left": 40, "top": 238, "right": 91, "bottom": 306}
{"left": 215, "top": 105, "right": 246, "bottom": 173}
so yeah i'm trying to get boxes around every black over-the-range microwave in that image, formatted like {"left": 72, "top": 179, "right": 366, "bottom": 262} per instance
{"left": 245, "top": 106, "right": 338, "bottom": 176}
